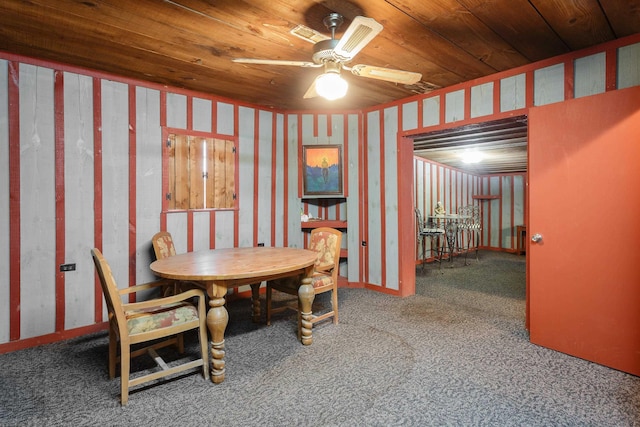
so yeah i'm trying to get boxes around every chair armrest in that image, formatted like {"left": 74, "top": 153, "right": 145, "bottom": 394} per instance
{"left": 122, "top": 288, "right": 207, "bottom": 311}
{"left": 118, "top": 279, "right": 172, "bottom": 295}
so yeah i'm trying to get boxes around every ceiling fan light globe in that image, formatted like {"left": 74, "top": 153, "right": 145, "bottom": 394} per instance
{"left": 315, "top": 73, "right": 348, "bottom": 100}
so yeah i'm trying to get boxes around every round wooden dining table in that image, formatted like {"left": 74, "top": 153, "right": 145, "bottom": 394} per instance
{"left": 150, "top": 246, "right": 318, "bottom": 384}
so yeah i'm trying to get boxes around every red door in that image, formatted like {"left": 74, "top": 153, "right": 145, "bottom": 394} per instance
{"left": 528, "top": 86, "right": 640, "bottom": 376}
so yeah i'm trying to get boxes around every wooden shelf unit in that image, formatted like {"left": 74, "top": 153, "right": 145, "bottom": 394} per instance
{"left": 472, "top": 195, "right": 500, "bottom": 200}
{"left": 301, "top": 220, "right": 348, "bottom": 229}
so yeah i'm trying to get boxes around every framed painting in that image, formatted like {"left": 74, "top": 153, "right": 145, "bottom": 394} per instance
{"left": 302, "top": 145, "right": 343, "bottom": 197}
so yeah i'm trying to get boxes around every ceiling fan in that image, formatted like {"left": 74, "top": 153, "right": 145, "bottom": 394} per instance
{"left": 232, "top": 13, "right": 422, "bottom": 100}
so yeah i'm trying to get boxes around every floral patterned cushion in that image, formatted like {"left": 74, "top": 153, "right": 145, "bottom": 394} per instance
{"left": 309, "top": 231, "right": 339, "bottom": 271}
{"left": 311, "top": 272, "right": 333, "bottom": 288}
{"left": 125, "top": 302, "right": 198, "bottom": 335}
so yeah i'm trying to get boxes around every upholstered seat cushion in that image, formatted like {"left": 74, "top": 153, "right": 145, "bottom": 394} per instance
{"left": 125, "top": 302, "right": 199, "bottom": 335}
{"left": 311, "top": 272, "right": 332, "bottom": 288}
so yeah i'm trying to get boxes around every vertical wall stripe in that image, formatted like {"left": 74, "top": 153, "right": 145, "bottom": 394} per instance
{"left": 233, "top": 104, "right": 240, "bottom": 247}
{"left": 209, "top": 211, "right": 216, "bottom": 249}
{"left": 297, "top": 113, "right": 303, "bottom": 198}
{"left": 313, "top": 114, "right": 318, "bottom": 137}
{"left": 283, "top": 114, "right": 289, "bottom": 246}
{"left": 252, "top": 110, "right": 259, "bottom": 246}
{"left": 327, "top": 114, "right": 332, "bottom": 137}
{"left": 187, "top": 210, "right": 193, "bottom": 252}
{"left": 92, "top": 77, "right": 103, "bottom": 322}
{"left": 127, "top": 85, "right": 136, "bottom": 300}
{"left": 186, "top": 95, "right": 193, "bottom": 130}
{"left": 360, "top": 113, "right": 369, "bottom": 284}
{"left": 159, "top": 91, "right": 167, "bottom": 128}
{"left": 8, "top": 62, "right": 21, "bottom": 340}
{"left": 211, "top": 99, "right": 218, "bottom": 133}
{"left": 342, "top": 114, "right": 349, "bottom": 197}
{"left": 54, "top": 70, "right": 66, "bottom": 331}
{"left": 564, "top": 60, "right": 575, "bottom": 100}
{"left": 270, "top": 117, "right": 277, "bottom": 245}
{"left": 493, "top": 79, "right": 501, "bottom": 114}
{"left": 526, "top": 70, "right": 535, "bottom": 107}
{"left": 464, "top": 87, "right": 471, "bottom": 119}
{"left": 378, "top": 112, "right": 387, "bottom": 288}
{"left": 606, "top": 48, "right": 617, "bottom": 91}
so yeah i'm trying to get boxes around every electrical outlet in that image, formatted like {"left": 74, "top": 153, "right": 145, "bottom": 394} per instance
{"left": 60, "top": 263, "right": 76, "bottom": 272}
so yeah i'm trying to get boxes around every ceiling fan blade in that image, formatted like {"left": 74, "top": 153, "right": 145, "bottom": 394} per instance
{"left": 232, "top": 58, "right": 321, "bottom": 68}
{"left": 349, "top": 64, "right": 422, "bottom": 84}
{"left": 290, "top": 24, "right": 331, "bottom": 44}
{"left": 303, "top": 79, "right": 319, "bottom": 99}
{"left": 331, "top": 16, "right": 383, "bottom": 62}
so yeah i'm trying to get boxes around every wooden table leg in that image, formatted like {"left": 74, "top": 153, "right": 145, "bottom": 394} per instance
{"left": 298, "top": 273, "right": 315, "bottom": 346}
{"left": 206, "top": 282, "right": 228, "bottom": 383}
{"left": 250, "top": 283, "right": 261, "bottom": 323}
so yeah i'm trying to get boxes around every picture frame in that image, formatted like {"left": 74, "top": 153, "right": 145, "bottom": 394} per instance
{"left": 302, "top": 144, "right": 343, "bottom": 197}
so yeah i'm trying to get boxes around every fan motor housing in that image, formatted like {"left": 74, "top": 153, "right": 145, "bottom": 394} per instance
{"left": 312, "top": 39, "right": 340, "bottom": 64}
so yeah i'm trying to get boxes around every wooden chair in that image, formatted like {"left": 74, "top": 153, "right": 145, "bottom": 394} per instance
{"left": 266, "top": 227, "right": 342, "bottom": 330}
{"left": 152, "top": 231, "right": 199, "bottom": 296}
{"left": 91, "top": 248, "right": 209, "bottom": 405}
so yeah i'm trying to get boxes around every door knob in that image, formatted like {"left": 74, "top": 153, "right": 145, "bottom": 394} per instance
{"left": 531, "top": 233, "right": 543, "bottom": 243}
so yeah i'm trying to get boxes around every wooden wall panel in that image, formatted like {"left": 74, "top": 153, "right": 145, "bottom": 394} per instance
{"left": 534, "top": 63, "right": 565, "bottom": 105}
{"left": 618, "top": 43, "right": 640, "bottom": 89}
{"left": 237, "top": 106, "right": 255, "bottom": 248}
{"left": 500, "top": 73, "right": 526, "bottom": 112}
{"left": 402, "top": 101, "right": 419, "bottom": 131}
{"left": 166, "top": 92, "right": 187, "bottom": 129}
{"left": 256, "top": 110, "right": 273, "bottom": 247}
{"left": 134, "top": 86, "right": 162, "bottom": 285}
{"left": 100, "top": 80, "right": 130, "bottom": 294}
{"left": 19, "top": 64, "right": 56, "bottom": 339}
{"left": 575, "top": 53, "right": 606, "bottom": 98}
{"left": 423, "top": 96, "right": 440, "bottom": 127}
{"left": 214, "top": 210, "right": 235, "bottom": 249}
{"left": 345, "top": 113, "right": 361, "bottom": 283}
{"left": 285, "top": 114, "right": 302, "bottom": 250}
{"left": 63, "top": 72, "right": 95, "bottom": 329}
{"left": 384, "top": 106, "right": 400, "bottom": 291}
{"left": 216, "top": 102, "right": 234, "bottom": 135}
{"left": 192, "top": 211, "right": 210, "bottom": 251}
{"left": 471, "top": 82, "right": 494, "bottom": 118}
{"left": 500, "top": 176, "right": 513, "bottom": 249}
{"left": 166, "top": 211, "right": 188, "bottom": 253}
{"left": 0, "top": 59, "right": 10, "bottom": 342}
{"left": 445, "top": 89, "right": 465, "bottom": 123}
{"left": 273, "top": 113, "right": 285, "bottom": 247}
{"left": 366, "top": 110, "right": 383, "bottom": 287}
{"left": 192, "top": 97, "right": 212, "bottom": 132}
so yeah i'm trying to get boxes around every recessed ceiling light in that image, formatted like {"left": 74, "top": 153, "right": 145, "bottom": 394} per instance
{"left": 461, "top": 149, "right": 483, "bottom": 164}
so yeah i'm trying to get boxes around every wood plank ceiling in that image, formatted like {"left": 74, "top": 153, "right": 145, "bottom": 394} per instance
{"left": 0, "top": 0, "right": 637, "bottom": 174}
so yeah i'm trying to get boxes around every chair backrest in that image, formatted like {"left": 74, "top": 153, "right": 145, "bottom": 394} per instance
{"left": 91, "top": 248, "right": 127, "bottom": 339}
{"left": 152, "top": 231, "right": 177, "bottom": 260}
{"left": 458, "top": 205, "right": 481, "bottom": 228}
{"left": 308, "top": 227, "right": 342, "bottom": 279}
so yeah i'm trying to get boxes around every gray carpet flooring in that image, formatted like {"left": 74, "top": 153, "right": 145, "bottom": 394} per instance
{"left": 1, "top": 251, "right": 639, "bottom": 426}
